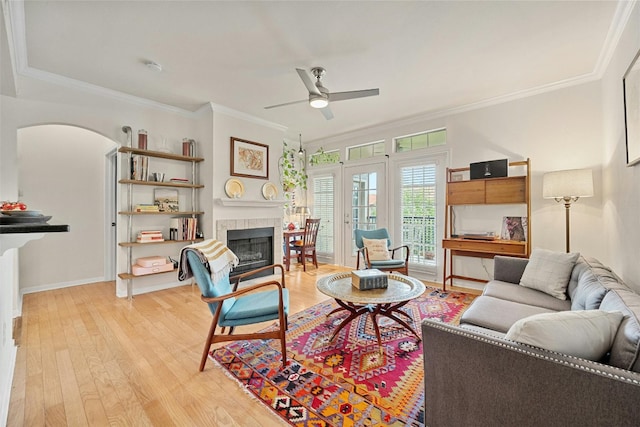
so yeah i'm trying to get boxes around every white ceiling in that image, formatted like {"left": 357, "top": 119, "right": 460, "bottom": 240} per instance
{"left": 4, "top": 1, "right": 627, "bottom": 142}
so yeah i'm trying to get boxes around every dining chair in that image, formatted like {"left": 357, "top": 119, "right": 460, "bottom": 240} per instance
{"left": 184, "top": 250, "right": 289, "bottom": 371}
{"left": 354, "top": 228, "right": 409, "bottom": 275}
{"left": 289, "top": 218, "right": 321, "bottom": 271}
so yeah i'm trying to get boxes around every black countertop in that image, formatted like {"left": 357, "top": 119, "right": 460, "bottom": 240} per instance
{"left": 0, "top": 223, "right": 70, "bottom": 234}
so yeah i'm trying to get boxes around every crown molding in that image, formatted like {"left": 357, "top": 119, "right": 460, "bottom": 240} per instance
{"left": 593, "top": 0, "right": 637, "bottom": 78}
{"left": 206, "top": 102, "right": 288, "bottom": 132}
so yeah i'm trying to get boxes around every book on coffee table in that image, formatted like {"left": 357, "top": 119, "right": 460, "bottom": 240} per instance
{"left": 351, "top": 269, "right": 388, "bottom": 290}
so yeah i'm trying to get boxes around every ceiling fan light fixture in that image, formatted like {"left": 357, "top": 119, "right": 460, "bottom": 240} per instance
{"left": 298, "top": 133, "right": 304, "bottom": 156}
{"left": 309, "top": 94, "right": 328, "bottom": 109}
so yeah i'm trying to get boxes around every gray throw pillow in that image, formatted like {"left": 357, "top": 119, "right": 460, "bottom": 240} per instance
{"left": 519, "top": 248, "right": 580, "bottom": 300}
{"left": 505, "top": 310, "right": 624, "bottom": 361}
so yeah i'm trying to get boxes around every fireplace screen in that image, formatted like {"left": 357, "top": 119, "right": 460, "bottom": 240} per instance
{"left": 227, "top": 227, "right": 274, "bottom": 279}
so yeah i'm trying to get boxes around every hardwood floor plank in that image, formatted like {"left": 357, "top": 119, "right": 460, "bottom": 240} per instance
{"left": 58, "top": 288, "right": 110, "bottom": 426}
{"left": 56, "top": 349, "right": 90, "bottom": 426}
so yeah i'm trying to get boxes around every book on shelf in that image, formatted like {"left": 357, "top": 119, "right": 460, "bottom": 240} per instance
{"left": 169, "top": 177, "right": 190, "bottom": 183}
{"left": 130, "top": 155, "right": 149, "bottom": 181}
{"left": 135, "top": 204, "right": 160, "bottom": 212}
{"left": 351, "top": 269, "right": 389, "bottom": 290}
{"left": 139, "top": 230, "right": 163, "bottom": 235}
{"left": 169, "top": 216, "right": 198, "bottom": 241}
{"left": 136, "top": 234, "right": 164, "bottom": 243}
{"left": 136, "top": 229, "right": 164, "bottom": 243}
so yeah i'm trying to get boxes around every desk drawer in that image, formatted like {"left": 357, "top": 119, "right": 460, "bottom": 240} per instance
{"left": 443, "top": 239, "right": 526, "bottom": 256}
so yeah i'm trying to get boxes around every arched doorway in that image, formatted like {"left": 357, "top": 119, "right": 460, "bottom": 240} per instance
{"left": 17, "top": 124, "right": 117, "bottom": 293}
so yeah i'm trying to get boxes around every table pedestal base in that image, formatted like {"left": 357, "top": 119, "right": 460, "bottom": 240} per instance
{"left": 327, "top": 298, "right": 421, "bottom": 351}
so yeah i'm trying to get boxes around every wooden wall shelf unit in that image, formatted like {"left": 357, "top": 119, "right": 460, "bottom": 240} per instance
{"left": 118, "top": 146, "right": 204, "bottom": 299}
{"left": 443, "top": 159, "right": 531, "bottom": 290}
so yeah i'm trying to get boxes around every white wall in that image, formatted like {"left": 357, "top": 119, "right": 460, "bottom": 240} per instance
{"left": 17, "top": 125, "right": 114, "bottom": 292}
{"left": 210, "top": 109, "right": 287, "bottom": 231}
{"left": 602, "top": 2, "right": 640, "bottom": 292}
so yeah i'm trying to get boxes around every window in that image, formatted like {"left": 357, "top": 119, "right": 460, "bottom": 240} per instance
{"left": 395, "top": 129, "right": 446, "bottom": 153}
{"left": 348, "top": 141, "right": 385, "bottom": 160}
{"left": 309, "top": 149, "right": 340, "bottom": 166}
{"left": 312, "top": 175, "right": 334, "bottom": 254}
{"left": 400, "top": 163, "right": 437, "bottom": 267}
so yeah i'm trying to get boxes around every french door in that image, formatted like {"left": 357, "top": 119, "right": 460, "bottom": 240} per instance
{"left": 343, "top": 161, "right": 387, "bottom": 268}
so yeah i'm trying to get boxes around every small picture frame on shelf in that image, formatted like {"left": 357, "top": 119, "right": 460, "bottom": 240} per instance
{"left": 501, "top": 216, "right": 527, "bottom": 241}
{"left": 154, "top": 189, "right": 179, "bottom": 212}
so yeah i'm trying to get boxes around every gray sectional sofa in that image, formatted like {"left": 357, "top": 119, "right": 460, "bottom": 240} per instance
{"left": 421, "top": 253, "right": 640, "bottom": 426}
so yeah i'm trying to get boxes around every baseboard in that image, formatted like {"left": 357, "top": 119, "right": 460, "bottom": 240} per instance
{"left": 20, "top": 276, "right": 106, "bottom": 296}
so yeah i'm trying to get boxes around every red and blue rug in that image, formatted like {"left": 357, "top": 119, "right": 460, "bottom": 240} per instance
{"left": 210, "top": 287, "right": 475, "bottom": 426}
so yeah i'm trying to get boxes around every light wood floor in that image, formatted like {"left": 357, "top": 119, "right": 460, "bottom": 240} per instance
{"left": 8, "top": 264, "right": 462, "bottom": 426}
{"left": 7, "top": 264, "right": 351, "bottom": 426}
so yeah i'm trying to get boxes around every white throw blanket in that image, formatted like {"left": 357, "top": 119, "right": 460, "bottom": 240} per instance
{"left": 178, "top": 239, "right": 239, "bottom": 283}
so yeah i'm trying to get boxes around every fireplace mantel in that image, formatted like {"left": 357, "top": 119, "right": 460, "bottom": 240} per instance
{"left": 216, "top": 198, "right": 286, "bottom": 208}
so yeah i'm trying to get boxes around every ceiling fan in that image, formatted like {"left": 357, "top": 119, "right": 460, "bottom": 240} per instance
{"left": 264, "top": 67, "right": 379, "bottom": 120}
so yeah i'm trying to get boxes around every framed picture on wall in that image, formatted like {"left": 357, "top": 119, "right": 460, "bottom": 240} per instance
{"left": 623, "top": 48, "right": 640, "bottom": 166}
{"left": 230, "top": 137, "right": 269, "bottom": 179}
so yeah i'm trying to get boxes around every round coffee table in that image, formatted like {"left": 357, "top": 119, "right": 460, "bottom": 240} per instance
{"left": 316, "top": 272, "right": 426, "bottom": 350}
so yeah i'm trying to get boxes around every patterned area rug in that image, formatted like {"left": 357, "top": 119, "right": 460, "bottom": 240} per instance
{"left": 210, "top": 287, "right": 475, "bottom": 426}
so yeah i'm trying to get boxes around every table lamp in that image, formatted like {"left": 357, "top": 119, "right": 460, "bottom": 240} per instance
{"left": 295, "top": 206, "right": 310, "bottom": 226}
{"left": 542, "top": 168, "right": 593, "bottom": 253}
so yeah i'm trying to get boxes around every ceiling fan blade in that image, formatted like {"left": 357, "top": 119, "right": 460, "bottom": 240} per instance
{"left": 320, "top": 106, "right": 334, "bottom": 120}
{"left": 264, "top": 99, "right": 308, "bottom": 109}
{"left": 329, "top": 88, "right": 380, "bottom": 102}
{"left": 296, "top": 68, "right": 321, "bottom": 95}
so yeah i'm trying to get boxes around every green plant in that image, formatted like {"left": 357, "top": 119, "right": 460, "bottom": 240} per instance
{"left": 279, "top": 140, "right": 308, "bottom": 194}
{"left": 309, "top": 146, "right": 340, "bottom": 166}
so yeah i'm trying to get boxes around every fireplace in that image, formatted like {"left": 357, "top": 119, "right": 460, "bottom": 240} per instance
{"left": 227, "top": 227, "right": 274, "bottom": 279}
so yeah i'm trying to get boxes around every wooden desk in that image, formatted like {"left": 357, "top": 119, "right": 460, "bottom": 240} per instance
{"left": 283, "top": 229, "right": 304, "bottom": 271}
{"left": 442, "top": 238, "right": 527, "bottom": 290}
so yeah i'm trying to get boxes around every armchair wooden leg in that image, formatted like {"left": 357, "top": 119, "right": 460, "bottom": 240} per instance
{"left": 278, "top": 309, "right": 287, "bottom": 369}
{"left": 200, "top": 318, "right": 218, "bottom": 372}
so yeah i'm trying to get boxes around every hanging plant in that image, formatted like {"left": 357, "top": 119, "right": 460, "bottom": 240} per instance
{"left": 278, "top": 139, "right": 307, "bottom": 195}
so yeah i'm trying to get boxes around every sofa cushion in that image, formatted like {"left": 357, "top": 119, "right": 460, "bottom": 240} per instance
{"left": 362, "top": 237, "right": 391, "bottom": 261}
{"left": 505, "top": 310, "right": 624, "bottom": 361}
{"left": 483, "top": 280, "right": 571, "bottom": 311}
{"left": 460, "top": 296, "right": 556, "bottom": 333}
{"left": 519, "top": 248, "right": 579, "bottom": 300}
{"left": 599, "top": 289, "right": 640, "bottom": 372}
{"left": 568, "top": 257, "right": 626, "bottom": 310}
{"left": 569, "top": 270, "right": 609, "bottom": 310}
{"left": 493, "top": 255, "right": 529, "bottom": 284}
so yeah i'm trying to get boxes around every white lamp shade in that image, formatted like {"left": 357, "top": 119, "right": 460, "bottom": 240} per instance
{"left": 542, "top": 168, "right": 594, "bottom": 199}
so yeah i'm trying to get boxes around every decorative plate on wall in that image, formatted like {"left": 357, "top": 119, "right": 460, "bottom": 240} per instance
{"left": 261, "top": 182, "right": 278, "bottom": 200}
{"left": 224, "top": 178, "right": 245, "bottom": 199}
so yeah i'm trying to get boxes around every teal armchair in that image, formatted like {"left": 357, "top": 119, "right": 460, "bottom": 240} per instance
{"left": 185, "top": 250, "right": 289, "bottom": 371}
{"left": 354, "top": 228, "right": 409, "bottom": 275}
